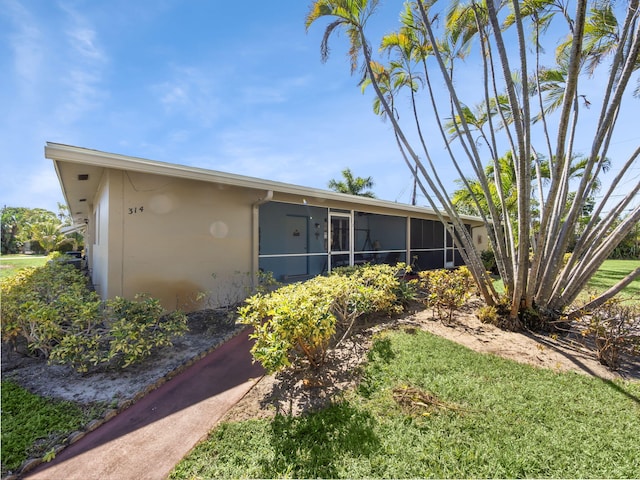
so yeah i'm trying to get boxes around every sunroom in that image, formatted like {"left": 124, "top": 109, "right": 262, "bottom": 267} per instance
{"left": 258, "top": 200, "right": 475, "bottom": 282}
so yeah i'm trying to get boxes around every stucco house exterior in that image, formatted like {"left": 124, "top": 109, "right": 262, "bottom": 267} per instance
{"left": 47, "top": 143, "right": 488, "bottom": 312}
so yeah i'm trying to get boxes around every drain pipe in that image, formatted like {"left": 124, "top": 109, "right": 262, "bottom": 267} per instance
{"left": 251, "top": 190, "right": 273, "bottom": 288}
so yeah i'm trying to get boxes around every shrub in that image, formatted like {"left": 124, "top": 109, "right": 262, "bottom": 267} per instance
{"left": 1, "top": 261, "right": 188, "bottom": 372}
{"left": 239, "top": 263, "right": 410, "bottom": 373}
{"left": 50, "top": 295, "right": 189, "bottom": 372}
{"left": 480, "top": 249, "right": 497, "bottom": 274}
{"left": 417, "top": 267, "right": 474, "bottom": 323}
{"left": 239, "top": 278, "right": 336, "bottom": 372}
{"left": 580, "top": 300, "right": 640, "bottom": 370}
{"left": 1, "top": 261, "right": 101, "bottom": 357}
{"left": 330, "top": 263, "right": 410, "bottom": 339}
{"left": 477, "top": 304, "right": 498, "bottom": 325}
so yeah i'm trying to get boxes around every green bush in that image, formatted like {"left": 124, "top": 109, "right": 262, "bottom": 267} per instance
{"left": 417, "top": 267, "right": 474, "bottom": 323}
{"left": 329, "top": 263, "right": 410, "bottom": 335}
{"left": 50, "top": 295, "right": 189, "bottom": 372}
{"left": 239, "top": 263, "right": 410, "bottom": 373}
{"left": 239, "top": 277, "right": 336, "bottom": 372}
{"left": 1, "top": 262, "right": 188, "bottom": 372}
{"left": 1, "top": 261, "right": 101, "bottom": 357}
{"left": 477, "top": 304, "right": 499, "bottom": 324}
{"left": 480, "top": 249, "right": 497, "bottom": 273}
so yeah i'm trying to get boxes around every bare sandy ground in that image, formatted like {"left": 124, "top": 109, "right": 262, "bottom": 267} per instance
{"left": 1, "top": 310, "right": 242, "bottom": 405}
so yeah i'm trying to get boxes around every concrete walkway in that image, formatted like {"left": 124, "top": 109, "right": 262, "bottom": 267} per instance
{"left": 26, "top": 329, "right": 264, "bottom": 480}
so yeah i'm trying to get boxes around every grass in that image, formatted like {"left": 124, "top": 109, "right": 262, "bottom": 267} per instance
{"left": 171, "top": 330, "right": 640, "bottom": 479}
{"left": 492, "top": 259, "right": 639, "bottom": 304}
{"left": 0, "top": 380, "right": 105, "bottom": 475}
{"left": 0, "top": 254, "right": 48, "bottom": 279}
{"left": 581, "top": 259, "right": 640, "bottom": 303}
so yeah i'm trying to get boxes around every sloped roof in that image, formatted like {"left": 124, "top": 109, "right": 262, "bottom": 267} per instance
{"left": 46, "top": 142, "right": 483, "bottom": 226}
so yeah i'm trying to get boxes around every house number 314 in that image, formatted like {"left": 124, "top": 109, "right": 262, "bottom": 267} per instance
{"left": 128, "top": 206, "right": 144, "bottom": 214}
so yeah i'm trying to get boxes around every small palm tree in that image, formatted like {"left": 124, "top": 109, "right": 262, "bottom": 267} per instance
{"left": 328, "top": 168, "right": 376, "bottom": 198}
{"left": 30, "top": 220, "right": 65, "bottom": 254}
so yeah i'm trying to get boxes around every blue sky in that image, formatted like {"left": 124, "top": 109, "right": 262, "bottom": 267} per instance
{"left": 1, "top": 0, "right": 638, "bottom": 216}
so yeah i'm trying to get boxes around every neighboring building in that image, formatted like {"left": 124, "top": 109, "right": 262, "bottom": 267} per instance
{"left": 47, "top": 143, "right": 488, "bottom": 311}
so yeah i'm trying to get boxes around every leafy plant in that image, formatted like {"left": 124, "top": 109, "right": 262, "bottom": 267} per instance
{"left": 1, "top": 261, "right": 101, "bottom": 357}
{"left": 477, "top": 304, "right": 498, "bottom": 325}
{"left": 49, "top": 296, "right": 189, "bottom": 372}
{"left": 239, "top": 278, "right": 336, "bottom": 372}
{"left": 104, "top": 296, "right": 188, "bottom": 368}
{"left": 417, "top": 267, "right": 474, "bottom": 323}
{"left": 330, "top": 263, "right": 409, "bottom": 343}
{"left": 305, "top": 0, "right": 640, "bottom": 327}
{"left": 1, "top": 261, "right": 188, "bottom": 372}
{"left": 480, "top": 249, "right": 497, "bottom": 274}
{"left": 239, "top": 263, "right": 410, "bottom": 373}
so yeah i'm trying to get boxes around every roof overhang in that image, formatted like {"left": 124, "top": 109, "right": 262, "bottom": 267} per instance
{"left": 45, "top": 142, "right": 485, "bottom": 227}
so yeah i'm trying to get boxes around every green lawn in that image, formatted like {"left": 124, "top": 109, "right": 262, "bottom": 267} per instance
{"left": 0, "top": 255, "right": 48, "bottom": 279}
{"left": 171, "top": 329, "right": 640, "bottom": 479}
{"left": 582, "top": 259, "right": 640, "bottom": 303}
{"left": 492, "top": 259, "right": 639, "bottom": 303}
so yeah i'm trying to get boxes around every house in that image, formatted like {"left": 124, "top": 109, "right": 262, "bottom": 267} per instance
{"left": 47, "top": 143, "right": 488, "bottom": 312}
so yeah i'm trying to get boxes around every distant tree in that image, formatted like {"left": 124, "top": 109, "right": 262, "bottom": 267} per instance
{"left": 30, "top": 220, "right": 65, "bottom": 254}
{"left": 1, "top": 207, "right": 29, "bottom": 254}
{"left": 609, "top": 214, "right": 640, "bottom": 260}
{"left": 452, "top": 154, "right": 609, "bottom": 242}
{"left": 328, "top": 168, "right": 376, "bottom": 198}
{"left": 0, "top": 206, "right": 74, "bottom": 254}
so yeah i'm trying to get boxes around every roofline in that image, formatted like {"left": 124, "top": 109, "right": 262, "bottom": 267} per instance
{"left": 45, "top": 142, "right": 483, "bottom": 223}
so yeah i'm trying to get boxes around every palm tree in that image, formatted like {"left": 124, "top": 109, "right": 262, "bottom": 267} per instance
{"left": 308, "top": 0, "right": 499, "bottom": 308}
{"left": 328, "top": 168, "right": 376, "bottom": 198}
{"left": 308, "top": 0, "right": 640, "bottom": 326}
{"left": 30, "top": 220, "right": 65, "bottom": 254}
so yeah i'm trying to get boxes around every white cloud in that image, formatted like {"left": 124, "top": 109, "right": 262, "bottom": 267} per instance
{"left": 4, "top": 0, "right": 44, "bottom": 91}
{"left": 240, "top": 86, "right": 287, "bottom": 105}
{"left": 50, "top": 3, "right": 109, "bottom": 125}
{"left": 152, "top": 66, "right": 223, "bottom": 126}
{"left": 160, "top": 85, "right": 189, "bottom": 106}
{"left": 56, "top": 68, "right": 106, "bottom": 123}
{"left": 167, "top": 129, "right": 191, "bottom": 143}
{"left": 0, "top": 158, "right": 64, "bottom": 212}
{"left": 240, "top": 75, "right": 312, "bottom": 105}
{"left": 66, "top": 26, "right": 106, "bottom": 62}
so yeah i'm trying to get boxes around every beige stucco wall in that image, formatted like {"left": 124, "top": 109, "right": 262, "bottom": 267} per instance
{"left": 93, "top": 169, "right": 260, "bottom": 312}
{"left": 471, "top": 225, "right": 489, "bottom": 253}
{"left": 90, "top": 170, "right": 116, "bottom": 300}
